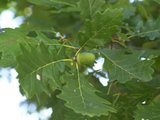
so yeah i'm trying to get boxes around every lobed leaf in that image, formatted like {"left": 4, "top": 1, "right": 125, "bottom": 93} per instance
{"left": 140, "top": 18, "right": 160, "bottom": 40}
{"left": 28, "top": 0, "right": 79, "bottom": 7}
{"left": 51, "top": 99, "right": 106, "bottom": 120}
{"left": 134, "top": 103, "right": 160, "bottom": 120}
{"left": 101, "top": 49, "right": 154, "bottom": 83}
{"left": 16, "top": 43, "right": 69, "bottom": 98}
{"left": 78, "top": 8, "right": 122, "bottom": 49}
{"left": 0, "top": 28, "right": 31, "bottom": 67}
{"left": 58, "top": 72, "right": 116, "bottom": 117}
{"left": 78, "top": 0, "right": 105, "bottom": 19}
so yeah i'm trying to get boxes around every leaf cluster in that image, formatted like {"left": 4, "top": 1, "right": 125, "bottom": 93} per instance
{"left": 0, "top": 0, "right": 160, "bottom": 119}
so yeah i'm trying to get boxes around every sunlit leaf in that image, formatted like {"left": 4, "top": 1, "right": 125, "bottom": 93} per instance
{"left": 58, "top": 72, "right": 116, "bottom": 117}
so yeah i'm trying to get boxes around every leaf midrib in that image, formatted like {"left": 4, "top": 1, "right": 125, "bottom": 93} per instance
{"left": 101, "top": 51, "right": 142, "bottom": 80}
{"left": 80, "top": 9, "right": 121, "bottom": 49}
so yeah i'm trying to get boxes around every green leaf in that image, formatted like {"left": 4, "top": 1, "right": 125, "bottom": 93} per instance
{"left": 0, "top": 52, "right": 2, "bottom": 60}
{"left": 27, "top": 0, "right": 53, "bottom": 7}
{"left": 78, "top": 0, "right": 105, "bottom": 19}
{"left": 51, "top": 100, "right": 66, "bottom": 120}
{"left": 58, "top": 72, "right": 116, "bottom": 117}
{"left": 101, "top": 49, "right": 154, "bottom": 83}
{"left": 50, "top": 99, "right": 106, "bottom": 120}
{"left": 78, "top": 8, "right": 122, "bottom": 49}
{"left": 0, "top": 28, "right": 29, "bottom": 67}
{"left": 140, "top": 18, "right": 160, "bottom": 40}
{"left": 154, "top": 0, "right": 160, "bottom": 4}
{"left": 16, "top": 43, "right": 71, "bottom": 98}
{"left": 64, "top": 109, "right": 104, "bottom": 120}
{"left": 105, "top": 0, "right": 135, "bottom": 19}
{"left": 28, "top": 0, "right": 79, "bottom": 7}
{"left": 52, "top": 0, "right": 79, "bottom": 6}
{"left": 123, "top": 6, "right": 136, "bottom": 19}
{"left": 134, "top": 102, "right": 160, "bottom": 120}
{"left": 0, "top": 28, "right": 54, "bottom": 67}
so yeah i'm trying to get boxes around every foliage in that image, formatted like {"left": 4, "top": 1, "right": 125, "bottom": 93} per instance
{"left": 0, "top": 0, "right": 160, "bottom": 119}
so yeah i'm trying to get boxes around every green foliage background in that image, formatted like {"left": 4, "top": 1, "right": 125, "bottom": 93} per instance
{"left": 0, "top": 0, "right": 160, "bottom": 119}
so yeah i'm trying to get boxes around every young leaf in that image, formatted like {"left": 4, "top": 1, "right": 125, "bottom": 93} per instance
{"left": 101, "top": 49, "right": 154, "bottom": 83}
{"left": 78, "top": 8, "right": 122, "bottom": 49}
{"left": 58, "top": 72, "right": 116, "bottom": 117}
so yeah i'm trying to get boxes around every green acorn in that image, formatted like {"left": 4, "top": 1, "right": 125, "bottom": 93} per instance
{"left": 77, "top": 52, "right": 95, "bottom": 65}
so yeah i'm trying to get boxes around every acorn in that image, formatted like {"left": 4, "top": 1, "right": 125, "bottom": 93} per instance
{"left": 77, "top": 52, "right": 95, "bottom": 65}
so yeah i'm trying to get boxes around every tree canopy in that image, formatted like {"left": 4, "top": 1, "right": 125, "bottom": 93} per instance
{"left": 0, "top": 0, "right": 160, "bottom": 119}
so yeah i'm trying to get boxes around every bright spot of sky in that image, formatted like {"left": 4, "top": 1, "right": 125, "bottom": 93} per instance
{"left": 0, "top": 69, "right": 52, "bottom": 120}
{"left": 0, "top": 10, "right": 24, "bottom": 28}
{"left": 129, "top": 0, "right": 143, "bottom": 3}
{"left": 0, "top": 9, "right": 52, "bottom": 120}
{"left": 94, "top": 58, "right": 109, "bottom": 86}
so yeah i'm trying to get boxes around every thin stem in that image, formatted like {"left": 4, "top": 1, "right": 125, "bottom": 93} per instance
{"left": 61, "top": 44, "right": 78, "bottom": 49}
{"left": 24, "top": 59, "right": 73, "bottom": 79}
{"left": 36, "top": 94, "right": 41, "bottom": 105}
{"left": 74, "top": 37, "right": 93, "bottom": 57}
{"left": 108, "top": 114, "right": 112, "bottom": 120}
{"left": 113, "top": 93, "right": 120, "bottom": 106}
{"left": 75, "top": 47, "right": 83, "bottom": 56}
{"left": 112, "top": 40, "right": 126, "bottom": 48}
{"left": 128, "top": 29, "right": 160, "bottom": 39}
{"left": 107, "top": 81, "right": 118, "bottom": 95}
{"left": 57, "top": 42, "right": 66, "bottom": 55}
{"left": 27, "top": 41, "right": 78, "bottom": 49}
{"left": 107, "top": 82, "right": 113, "bottom": 95}
{"left": 76, "top": 63, "right": 86, "bottom": 107}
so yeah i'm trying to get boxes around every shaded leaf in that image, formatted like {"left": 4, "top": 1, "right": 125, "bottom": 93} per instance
{"left": 51, "top": 100, "right": 66, "bottom": 120}
{"left": 28, "top": 0, "right": 79, "bottom": 7}
{"left": 134, "top": 103, "right": 160, "bottom": 120}
{"left": 101, "top": 49, "right": 154, "bottom": 83}
{"left": 64, "top": 108, "right": 105, "bottom": 120}
{"left": 16, "top": 43, "right": 70, "bottom": 98}
{"left": 78, "top": 8, "right": 122, "bottom": 49}
{"left": 27, "top": 0, "right": 53, "bottom": 7}
{"left": 140, "top": 18, "right": 160, "bottom": 40}
{"left": 50, "top": 99, "right": 106, "bottom": 120}
{"left": 154, "top": 0, "right": 160, "bottom": 4}
{"left": 0, "top": 28, "right": 29, "bottom": 67}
